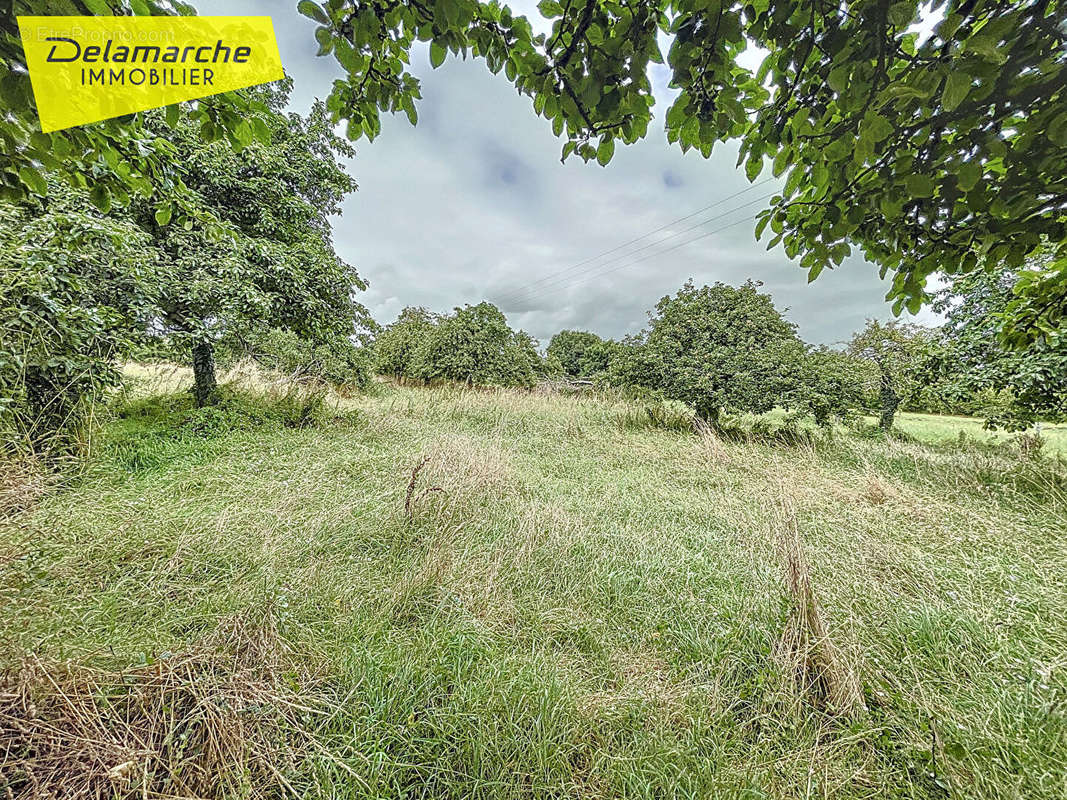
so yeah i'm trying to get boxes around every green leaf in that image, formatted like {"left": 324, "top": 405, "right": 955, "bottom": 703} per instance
{"left": 827, "top": 64, "right": 849, "bottom": 95}
{"left": 888, "top": 1, "right": 916, "bottom": 28}
{"left": 862, "top": 112, "right": 893, "bottom": 143}
{"left": 596, "top": 137, "right": 615, "bottom": 166}
{"left": 957, "top": 160, "right": 982, "bottom": 192}
{"left": 772, "top": 148, "right": 789, "bottom": 178}
{"left": 129, "top": 0, "right": 150, "bottom": 15}
{"left": 315, "top": 26, "right": 334, "bottom": 56}
{"left": 1050, "top": 113, "right": 1067, "bottom": 146}
{"left": 18, "top": 165, "right": 48, "bottom": 196}
{"left": 90, "top": 183, "right": 111, "bottom": 213}
{"left": 251, "top": 117, "right": 272, "bottom": 145}
{"left": 298, "top": 1, "right": 330, "bottom": 25}
{"left": 155, "top": 205, "right": 173, "bottom": 226}
{"left": 942, "top": 71, "right": 971, "bottom": 112}
{"left": 82, "top": 0, "right": 112, "bottom": 15}
{"left": 745, "top": 155, "right": 762, "bottom": 181}
{"left": 905, "top": 174, "right": 935, "bottom": 197}
{"left": 430, "top": 42, "right": 446, "bottom": 68}
{"left": 165, "top": 103, "right": 179, "bottom": 127}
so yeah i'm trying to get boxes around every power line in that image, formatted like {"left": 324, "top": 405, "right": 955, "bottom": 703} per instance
{"left": 494, "top": 178, "right": 775, "bottom": 307}
{"left": 513, "top": 212, "right": 763, "bottom": 304}
{"left": 497, "top": 191, "right": 775, "bottom": 306}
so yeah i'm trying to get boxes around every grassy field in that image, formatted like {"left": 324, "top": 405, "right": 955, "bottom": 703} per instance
{"left": 885, "top": 412, "right": 1067, "bottom": 458}
{"left": 2, "top": 366, "right": 1065, "bottom": 799}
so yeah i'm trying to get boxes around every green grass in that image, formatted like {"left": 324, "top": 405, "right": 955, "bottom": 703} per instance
{"left": 2, "top": 370, "right": 1066, "bottom": 799}
{"left": 888, "top": 411, "right": 1067, "bottom": 457}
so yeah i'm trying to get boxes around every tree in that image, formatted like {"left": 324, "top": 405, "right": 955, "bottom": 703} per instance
{"left": 139, "top": 87, "right": 371, "bottom": 405}
{"left": 631, "top": 280, "right": 807, "bottom": 425}
{"left": 301, "top": 0, "right": 1067, "bottom": 344}
{"left": 801, "top": 347, "right": 868, "bottom": 428}
{"left": 930, "top": 262, "right": 1067, "bottom": 430}
{"left": 578, "top": 337, "right": 622, "bottom": 378}
{"left": 0, "top": 185, "right": 159, "bottom": 448}
{"left": 547, "top": 330, "right": 603, "bottom": 377}
{"left": 410, "top": 302, "right": 536, "bottom": 388}
{"left": 374, "top": 307, "right": 441, "bottom": 380}
{"left": 847, "top": 320, "right": 933, "bottom": 431}
{"left": 514, "top": 330, "right": 551, "bottom": 382}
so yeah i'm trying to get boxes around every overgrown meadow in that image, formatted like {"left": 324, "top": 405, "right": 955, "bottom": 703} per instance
{"left": 2, "top": 366, "right": 1064, "bottom": 799}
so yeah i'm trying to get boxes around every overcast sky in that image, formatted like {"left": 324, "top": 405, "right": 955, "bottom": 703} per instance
{"left": 200, "top": 0, "right": 935, "bottom": 346}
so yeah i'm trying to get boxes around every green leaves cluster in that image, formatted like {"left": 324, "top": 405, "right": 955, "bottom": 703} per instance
{"left": 846, "top": 319, "right": 935, "bottom": 430}
{"left": 546, "top": 329, "right": 603, "bottom": 377}
{"left": 928, "top": 262, "right": 1067, "bottom": 431}
{"left": 2, "top": 85, "right": 370, "bottom": 442}
{"left": 143, "top": 88, "right": 371, "bottom": 361}
{"left": 617, "top": 280, "right": 810, "bottom": 423}
{"left": 0, "top": 185, "right": 160, "bottom": 448}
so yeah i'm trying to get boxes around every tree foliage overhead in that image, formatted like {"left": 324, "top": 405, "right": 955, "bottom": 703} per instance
{"left": 2, "top": 0, "right": 269, "bottom": 221}
{"left": 301, "top": 0, "right": 1067, "bottom": 341}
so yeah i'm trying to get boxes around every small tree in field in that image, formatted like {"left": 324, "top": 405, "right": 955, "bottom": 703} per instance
{"left": 847, "top": 320, "right": 933, "bottom": 431}
{"left": 374, "top": 307, "right": 440, "bottom": 381}
{"left": 410, "top": 302, "right": 535, "bottom": 388}
{"left": 800, "top": 347, "right": 869, "bottom": 428}
{"left": 546, "top": 330, "right": 603, "bottom": 378}
{"left": 143, "top": 86, "right": 370, "bottom": 406}
{"left": 635, "top": 281, "right": 807, "bottom": 426}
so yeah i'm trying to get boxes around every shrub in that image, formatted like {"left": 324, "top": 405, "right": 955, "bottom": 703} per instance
{"left": 0, "top": 190, "right": 159, "bottom": 451}
{"left": 409, "top": 302, "right": 539, "bottom": 388}
{"left": 546, "top": 330, "right": 603, "bottom": 377}
{"left": 374, "top": 307, "right": 439, "bottom": 380}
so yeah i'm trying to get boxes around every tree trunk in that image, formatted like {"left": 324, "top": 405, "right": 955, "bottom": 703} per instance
{"left": 878, "top": 370, "right": 899, "bottom": 432}
{"left": 192, "top": 339, "right": 218, "bottom": 407}
{"left": 696, "top": 403, "right": 721, "bottom": 432}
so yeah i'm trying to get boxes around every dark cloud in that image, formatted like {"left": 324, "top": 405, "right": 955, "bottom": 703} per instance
{"left": 200, "top": 0, "right": 937, "bottom": 345}
{"left": 662, "top": 170, "right": 683, "bottom": 189}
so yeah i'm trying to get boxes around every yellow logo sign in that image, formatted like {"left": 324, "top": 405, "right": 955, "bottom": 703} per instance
{"left": 17, "top": 16, "right": 285, "bottom": 133}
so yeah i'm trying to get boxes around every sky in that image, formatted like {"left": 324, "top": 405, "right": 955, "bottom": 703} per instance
{"left": 199, "top": 0, "right": 937, "bottom": 346}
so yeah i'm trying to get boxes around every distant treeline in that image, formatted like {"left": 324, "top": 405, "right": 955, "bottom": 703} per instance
{"left": 372, "top": 272, "right": 1066, "bottom": 434}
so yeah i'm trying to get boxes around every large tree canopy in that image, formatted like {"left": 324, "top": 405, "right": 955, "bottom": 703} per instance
{"left": 300, "top": 0, "right": 1067, "bottom": 341}
{"left": 141, "top": 85, "right": 371, "bottom": 404}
